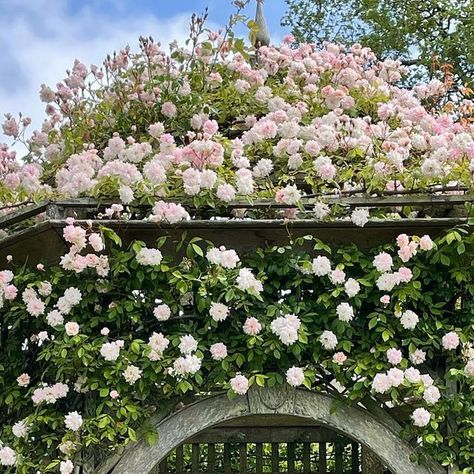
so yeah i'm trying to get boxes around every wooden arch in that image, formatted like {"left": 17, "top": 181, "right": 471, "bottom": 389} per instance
{"left": 96, "top": 386, "right": 444, "bottom": 474}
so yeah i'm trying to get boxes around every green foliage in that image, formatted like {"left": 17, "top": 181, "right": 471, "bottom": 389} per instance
{"left": 0, "top": 226, "right": 473, "bottom": 470}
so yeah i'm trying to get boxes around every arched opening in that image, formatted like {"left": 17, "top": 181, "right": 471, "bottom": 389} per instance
{"left": 156, "top": 414, "right": 387, "bottom": 473}
{"left": 97, "top": 387, "right": 444, "bottom": 474}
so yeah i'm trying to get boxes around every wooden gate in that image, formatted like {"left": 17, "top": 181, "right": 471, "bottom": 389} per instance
{"left": 154, "top": 415, "right": 388, "bottom": 474}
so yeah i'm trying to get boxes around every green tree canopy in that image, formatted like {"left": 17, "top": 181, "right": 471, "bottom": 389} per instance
{"left": 281, "top": 0, "right": 474, "bottom": 89}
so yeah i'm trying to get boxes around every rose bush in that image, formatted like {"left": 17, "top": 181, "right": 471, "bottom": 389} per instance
{"left": 0, "top": 221, "right": 473, "bottom": 471}
{"left": 1, "top": 10, "right": 473, "bottom": 224}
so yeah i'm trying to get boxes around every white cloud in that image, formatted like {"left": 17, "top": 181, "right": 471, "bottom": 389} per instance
{"left": 0, "top": 0, "right": 207, "bottom": 149}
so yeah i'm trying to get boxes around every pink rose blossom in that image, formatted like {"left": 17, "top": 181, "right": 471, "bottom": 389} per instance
{"left": 16, "top": 373, "right": 30, "bottom": 387}
{"left": 230, "top": 374, "right": 249, "bottom": 395}
{"left": 419, "top": 235, "right": 434, "bottom": 251}
{"left": 65, "top": 322, "right": 80, "bottom": 336}
{"left": 442, "top": 331, "right": 459, "bottom": 350}
{"left": 243, "top": 317, "right": 262, "bottom": 336}
{"left": 380, "top": 295, "right": 390, "bottom": 305}
{"left": 210, "top": 342, "right": 228, "bottom": 361}
{"left": 387, "top": 348, "right": 403, "bottom": 365}
{"left": 411, "top": 407, "right": 431, "bottom": 427}
{"left": 332, "top": 352, "right": 347, "bottom": 365}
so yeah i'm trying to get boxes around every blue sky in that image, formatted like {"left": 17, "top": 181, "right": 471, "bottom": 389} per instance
{"left": 0, "top": 0, "right": 288, "bottom": 143}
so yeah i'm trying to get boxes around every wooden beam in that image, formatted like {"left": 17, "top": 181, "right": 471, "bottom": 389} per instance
{"left": 186, "top": 426, "right": 347, "bottom": 444}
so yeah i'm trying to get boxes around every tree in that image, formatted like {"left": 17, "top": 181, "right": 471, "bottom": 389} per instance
{"left": 281, "top": 0, "right": 474, "bottom": 89}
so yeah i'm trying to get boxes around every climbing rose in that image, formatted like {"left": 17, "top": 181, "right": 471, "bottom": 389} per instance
{"left": 179, "top": 335, "right": 198, "bottom": 354}
{"left": 313, "top": 201, "right": 330, "bottom": 220}
{"left": 387, "top": 348, "right": 403, "bottom": 365}
{"left": 236, "top": 268, "right": 263, "bottom": 293}
{"left": 210, "top": 342, "right": 228, "bottom": 361}
{"left": 442, "top": 332, "right": 460, "bottom": 350}
{"left": 46, "top": 310, "right": 64, "bottom": 327}
{"left": 419, "top": 235, "right": 434, "bottom": 251}
{"left": 64, "top": 411, "right": 83, "bottom": 431}
{"left": 404, "top": 367, "right": 421, "bottom": 384}
{"left": 387, "top": 368, "right": 404, "bottom": 387}
{"left": 110, "top": 390, "right": 120, "bottom": 399}
{"left": 411, "top": 408, "right": 431, "bottom": 427}
{"left": 410, "top": 349, "right": 426, "bottom": 365}
{"left": 16, "top": 373, "right": 30, "bottom": 387}
{"left": 397, "top": 267, "right": 413, "bottom": 283}
{"left": 209, "top": 302, "right": 230, "bottom": 322}
{"left": 154, "top": 304, "right": 171, "bottom": 321}
{"left": 12, "top": 420, "right": 29, "bottom": 438}
{"left": 373, "top": 252, "right": 393, "bottom": 272}
{"left": 421, "top": 374, "right": 434, "bottom": 388}
{"left": 123, "top": 365, "right": 142, "bottom": 384}
{"left": 400, "top": 310, "right": 419, "bottom": 330}
{"left": 372, "top": 373, "right": 392, "bottom": 393}
{"left": 319, "top": 330, "right": 338, "bottom": 350}
{"left": 275, "top": 184, "right": 301, "bottom": 205}
{"left": 329, "top": 268, "right": 345, "bottom": 284}
{"left": 173, "top": 355, "right": 202, "bottom": 375}
{"left": 351, "top": 208, "right": 369, "bottom": 227}
{"left": 332, "top": 352, "right": 347, "bottom": 365}
{"left": 88, "top": 233, "right": 104, "bottom": 252}
{"left": 286, "top": 366, "right": 305, "bottom": 387}
{"left": 100, "top": 341, "right": 123, "bottom": 361}
{"left": 336, "top": 302, "right": 354, "bottom": 322}
{"left": 136, "top": 247, "right": 162, "bottom": 266}
{"left": 65, "top": 321, "right": 80, "bottom": 336}
{"left": 60, "top": 460, "right": 74, "bottom": 474}
{"left": 0, "top": 447, "right": 17, "bottom": 466}
{"left": 344, "top": 278, "right": 360, "bottom": 297}
{"left": 148, "top": 122, "right": 165, "bottom": 138}
{"left": 270, "top": 314, "right": 301, "bottom": 345}
{"left": 230, "top": 374, "right": 249, "bottom": 395}
{"left": 243, "top": 317, "right": 262, "bottom": 336}
{"left": 423, "top": 385, "right": 441, "bottom": 405}
{"left": 464, "top": 360, "right": 474, "bottom": 378}
{"left": 161, "top": 101, "right": 177, "bottom": 117}
{"left": 216, "top": 183, "right": 236, "bottom": 202}
{"left": 380, "top": 295, "right": 390, "bottom": 305}
{"left": 151, "top": 201, "right": 190, "bottom": 224}
{"left": 148, "top": 332, "right": 169, "bottom": 355}
{"left": 311, "top": 256, "right": 331, "bottom": 276}
{"left": 206, "top": 246, "right": 240, "bottom": 268}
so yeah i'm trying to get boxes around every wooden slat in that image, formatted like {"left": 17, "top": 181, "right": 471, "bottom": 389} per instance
{"left": 0, "top": 190, "right": 466, "bottom": 230}
{"left": 0, "top": 201, "right": 48, "bottom": 229}
{"left": 351, "top": 442, "right": 360, "bottom": 473}
{"left": 256, "top": 443, "right": 263, "bottom": 474}
{"left": 239, "top": 443, "right": 247, "bottom": 473}
{"left": 158, "top": 457, "right": 168, "bottom": 474}
{"left": 271, "top": 443, "right": 279, "bottom": 473}
{"left": 223, "top": 443, "right": 232, "bottom": 474}
{"left": 176, "top": 445, "right": 184, "bottom": 474}
{"left": 303, "top": 442, "right": 311, "bottom": 473}
{"left": 318, "top": 442, "right": 327, "bottom": 474}
{"left": 191, "top": 444, "right": 200, "bottom": 474}
{"left": 335, "top": 442, "right": 344, "bottom": 474}
{"left": 288, "top": 442, "right": 296, "bottom": 474}
{"left": 207, "top": 443, "right": 216, "bottom": 473}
